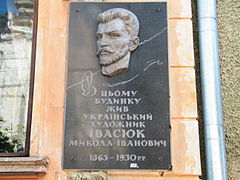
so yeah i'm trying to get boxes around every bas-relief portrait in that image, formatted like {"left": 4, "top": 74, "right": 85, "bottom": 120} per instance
{"left": 96, "top": 8, "right": 140, "bottom": 77}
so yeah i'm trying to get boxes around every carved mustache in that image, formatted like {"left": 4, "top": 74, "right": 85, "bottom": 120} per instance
{"left": 96, "top": 48, "right": 114, "bottom": 55}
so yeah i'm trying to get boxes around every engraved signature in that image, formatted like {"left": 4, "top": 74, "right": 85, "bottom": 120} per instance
{"left": 103, "top": 58, "right": 165, "bottom": 88}
{"left": 144, "top": 59, "right": 165, "bottom": 72}
{"left": 139, "top": 26, "right": 167, "bottom": 46}
{"left": 81, "top": 71, "right": 97, "bottom": 96}
{"left": 102, "top": 74, "right": 140, "bottom": 88}
{"left": 67, "top": 70, "right": 100, "bottom": 97}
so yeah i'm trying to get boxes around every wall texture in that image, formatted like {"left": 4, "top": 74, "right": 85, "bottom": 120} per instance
{"left": 218, "top": 0, "right": 240, "bottom": 179}
{"left": 192, "top": 0, "right": 240, "bottom": 179}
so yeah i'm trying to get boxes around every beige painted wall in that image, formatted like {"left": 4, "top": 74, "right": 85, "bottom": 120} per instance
{"left": 218, "top": 1, "right": 240, "bottom": 178}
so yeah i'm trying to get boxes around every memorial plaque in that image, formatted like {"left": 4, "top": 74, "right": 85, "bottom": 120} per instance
{"left": 63, "top": 2, "right": 171, "bottom": 170}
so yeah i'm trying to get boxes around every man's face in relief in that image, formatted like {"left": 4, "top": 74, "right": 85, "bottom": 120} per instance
{"left": 96, "top": 19, "right": 131, "bottom": 66}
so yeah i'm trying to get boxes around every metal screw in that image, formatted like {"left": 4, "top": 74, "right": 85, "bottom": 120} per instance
{"left": 156, "top": 8, "right": 160, "bottom": 13}
{"left": 70, "top": 156, "right": 77, "bottom": 161}
{"left": 159, "top": 171, "right": 164, "bottom": 176}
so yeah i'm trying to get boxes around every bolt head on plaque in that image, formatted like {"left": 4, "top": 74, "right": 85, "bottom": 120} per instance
{"left": 96, "top": 8, "right": 140, "bottom": 77}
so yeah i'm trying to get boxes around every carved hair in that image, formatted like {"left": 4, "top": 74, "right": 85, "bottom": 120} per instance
{"left": 98, "top": 8, "right": 139, "bottom": 37}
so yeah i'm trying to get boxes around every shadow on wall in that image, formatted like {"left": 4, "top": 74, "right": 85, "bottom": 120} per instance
{"left": 191, "top": 0, "right": 206, "bottom": 179}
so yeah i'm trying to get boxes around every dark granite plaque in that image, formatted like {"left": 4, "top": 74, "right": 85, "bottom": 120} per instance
{"left": 63, "top": 2, "right": 171, "bottom": 170}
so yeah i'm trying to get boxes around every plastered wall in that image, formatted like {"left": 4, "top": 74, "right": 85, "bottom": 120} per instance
{"left": 29, "top": 0, "right": 201, "bottom": 179}
{"left": 218, "top": 1, "right": 240, "bottom": 179}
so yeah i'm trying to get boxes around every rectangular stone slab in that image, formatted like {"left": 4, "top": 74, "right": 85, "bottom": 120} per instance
{"left": 63, "top": 2, "right": 170, "bottom": 170}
